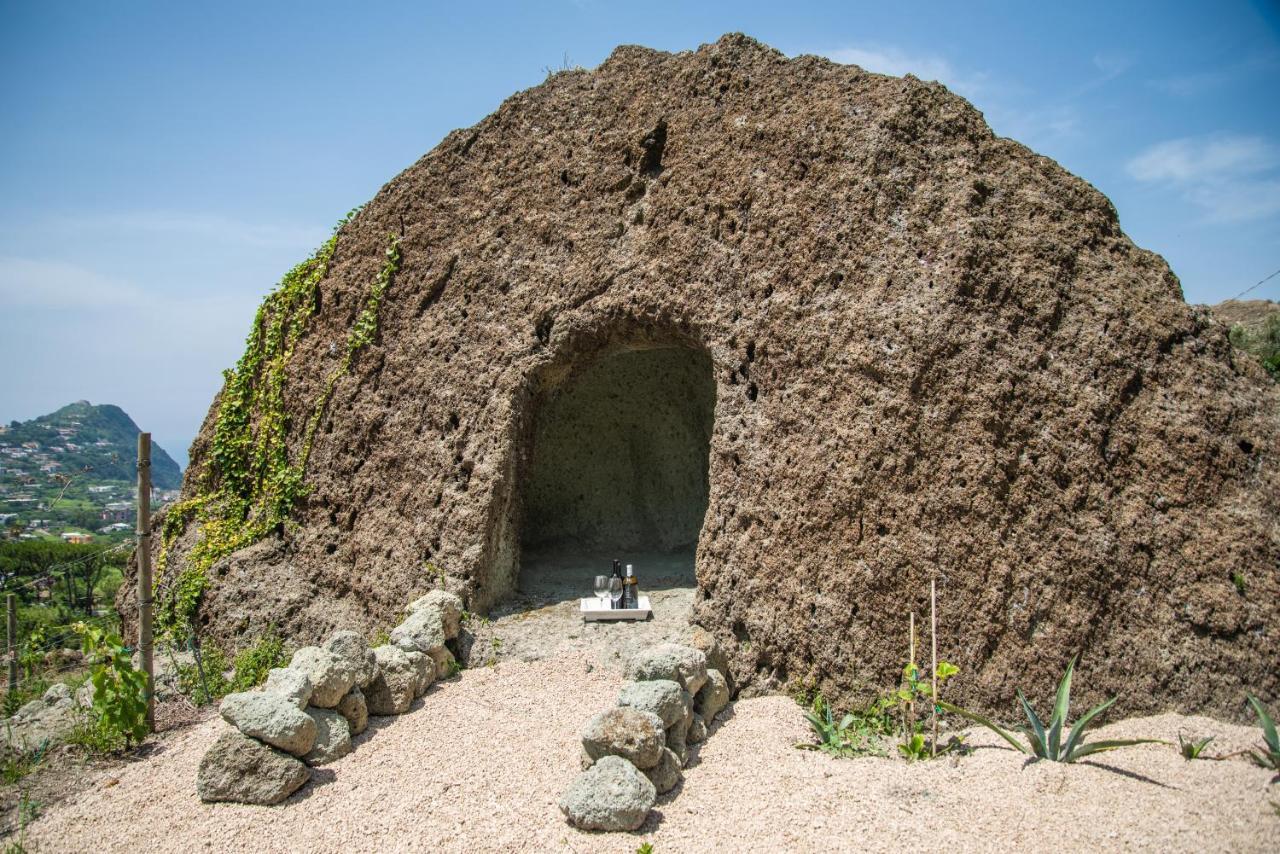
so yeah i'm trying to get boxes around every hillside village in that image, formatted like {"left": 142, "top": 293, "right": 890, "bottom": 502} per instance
{"left": 0, "top": 402, "right": 181, "bottom": 542}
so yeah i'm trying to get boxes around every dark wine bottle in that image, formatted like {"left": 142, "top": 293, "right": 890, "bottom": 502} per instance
{"left": 611, "top": 559, "right": 623, "bottom": 609}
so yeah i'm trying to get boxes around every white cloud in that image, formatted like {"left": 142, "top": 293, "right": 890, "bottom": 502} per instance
{"left": 812, "top": 45, "right": 987, "bottom": 99}
{"left": 1127, "top": 134, "right": 1280, "bottom": 223}
{"left": 0, "top": 257, "right": 148, "bottom": 309}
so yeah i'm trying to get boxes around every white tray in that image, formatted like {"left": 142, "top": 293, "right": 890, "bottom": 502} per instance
{"left": 581, "top": 595, "right": 652, "bottom": 621}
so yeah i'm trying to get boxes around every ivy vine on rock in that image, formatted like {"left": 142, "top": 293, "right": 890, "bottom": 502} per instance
{"left": 155, "top": 216, "right": 402, "bottom": 639}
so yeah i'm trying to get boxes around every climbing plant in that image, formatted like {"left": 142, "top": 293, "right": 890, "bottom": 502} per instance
{"left": 155, "top": 214, "right": 402, "bottom": 639}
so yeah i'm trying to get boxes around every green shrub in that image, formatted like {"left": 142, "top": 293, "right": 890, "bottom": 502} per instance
{"left": 230, "top": 629, "right": 287, "bottom": 692}
{"left": 75, "top": 623, "right": 148, "bottom": 751}
{"left": 1229, "top": 314, "right": 1280, "bottom": 380}
{"left": 941, "top": 656, "right": 1162, "bottom": 763}
{"left": 175, "top": 642, "right": 231, "bottom": 705}
{"left": 796, "top": 693, "right": 895, "bottom": 758}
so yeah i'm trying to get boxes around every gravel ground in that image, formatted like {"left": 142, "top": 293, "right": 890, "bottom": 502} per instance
{"left": 23, "top": 645, "right": 1279, "bottom": 852}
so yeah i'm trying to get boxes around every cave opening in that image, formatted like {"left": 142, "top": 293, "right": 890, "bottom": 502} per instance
{"left": 517, "top": 345, "right": 715, "bottom": 600}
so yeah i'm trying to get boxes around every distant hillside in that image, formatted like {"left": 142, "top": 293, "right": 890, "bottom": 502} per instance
{"left": 0, "top": 402, "right": 182, "bottom": 539}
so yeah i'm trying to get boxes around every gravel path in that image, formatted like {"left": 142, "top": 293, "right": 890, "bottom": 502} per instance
{"left": 23, "top": 640, "right": 1279, "bottom": 852}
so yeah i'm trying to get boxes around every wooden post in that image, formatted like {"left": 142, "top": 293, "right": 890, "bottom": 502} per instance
{"left": 907, "top": 612, "right": 916, "bottom": 745}
{"left": 6, "top": 594, "right": 16, "bottom": 698}
{"left": 930, "top": 579, "right": 938, "bottom": 758}
{"left": 136, "top": 432, "right": 155, "bottom": 731}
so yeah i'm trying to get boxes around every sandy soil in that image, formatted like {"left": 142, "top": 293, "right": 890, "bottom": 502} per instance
{"left": 22, "top": 641, "right": 1279, "bottom": 852}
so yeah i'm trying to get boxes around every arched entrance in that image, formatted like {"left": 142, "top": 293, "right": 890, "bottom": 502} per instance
{"left": 517, "top": 345, "right": 715, "bottom": 598}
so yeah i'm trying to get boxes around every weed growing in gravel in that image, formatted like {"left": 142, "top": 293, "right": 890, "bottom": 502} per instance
{"left": 0, "top": 737, "right": 47, "bottom": 786}
{"left": 796, "top": 694, "right": 894, "bottom": 758}
{"left": 636, "top": 843, "right": 654, "bottom": 854}
{"left": 941, "top": 656, "right": 1162, "bottom": 763}
{"left": 1178, "top": 733, "right": 1215, "bottom": 760}
{"left": 1232, "top": 572, "right": 1248, "bottom": 595}
{"left": 1245, "top": 695, "right": 1279, "bottom": 771}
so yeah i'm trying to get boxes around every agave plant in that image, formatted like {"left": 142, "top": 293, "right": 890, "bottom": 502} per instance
{"left": 939, "top": 656, "right": 1161, "bottom": 763}
{"left": 1246, "top": 695, "right": 1280, "bottom": 771}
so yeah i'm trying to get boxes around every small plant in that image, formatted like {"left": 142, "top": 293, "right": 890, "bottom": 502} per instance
{"left": 941, "top": 656, "right": 1161, "bottom": 763}
{"left": 796, "top": 694, "right": 893, "bottom": 758}
{"left": 444, "top": 657, "right": 463, "bottom": 678}
{"left": 636, "top": 844, "right": 654, "bottom": 854}
{"left": 0, "top": 738, "right": 47, "bottom": 786}
{"left": 1246, "top": 695, "right": 1279, "bottom": 771}
{"left": 1232, "top": 572, "right": 1247, "bottom": 595}
{"left": 371, "top": 628, "right": 392, "bottom": 647}
{"left": 898, "top": 732, "right": 929, "bottom": 761}
{"left": 175, "top": 641, "right": 231, "bottom": 705}
{"left": 229, "top": 628, "right": 287, "bottom": 692}
{"left": 75, "top": 623, "right": 148, "bottom": 751}
{"left": 1178, "top": 732, "right": 1214, "bottom": 760}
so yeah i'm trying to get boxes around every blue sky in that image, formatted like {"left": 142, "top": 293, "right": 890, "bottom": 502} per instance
{"left": 2, "top": 0, "right": 1278, "bottom": 466}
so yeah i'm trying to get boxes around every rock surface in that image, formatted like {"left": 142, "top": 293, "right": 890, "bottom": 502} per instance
{"left": 365, "top": 645, "right": 417, "bottom": 716}
{"left": 581, "top": 707, "right": 666, "bottom": 770}
{"left": 407, "top": 590, "right": 463, "bottom": 639}
{"left": 626, "top": 644, "right": 708, "bottom": 696}
{"left": 391, "top": 608, "right": 447, "bottom": 655}
{"left": 336, "top": 687, "right": 369, "bottom": 736}
{"left": 197, "top": 729, "right": 310, "bottom": 805}
{"left": 324, "top": 631, "right": 379, "bottom": 689}
{"left": 290, "top": 646, "right": 357, "bottom": 708}
{"left": 139, "top": 32, "right": 1280, "bottom": 719}
{"left": 263, "top": 667, "right": 313, "bottom": 710}
{"left": 558, "top": 755, "right": 656, "bottom": 832}
{"left": 617, "top": 679, "right": 687, "bottom": 728}
{"left": 694, "top": 669, "right": 730, "bottom": 722}
{"left": 219, "top": 692, "right": 317, "bottom": 757}
{"left": 644, "top": 746, "right": 683, "bottom": 794}
{"left": 303, "top": 708, "right": 353, "bottom": 766}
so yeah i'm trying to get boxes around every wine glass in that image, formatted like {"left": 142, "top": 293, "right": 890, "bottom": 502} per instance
{"left": 609, "top": 575, "right": 624, "bottom": 610}
{"left": 593, "top": 575, "right": 609, "bottom": 607}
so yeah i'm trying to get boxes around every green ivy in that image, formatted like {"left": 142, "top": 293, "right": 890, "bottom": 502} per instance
{"left": 155, "top": 217, "right": 402, "bottom": 639}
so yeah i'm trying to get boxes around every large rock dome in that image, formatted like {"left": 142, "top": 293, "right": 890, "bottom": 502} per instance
{"left": 130, "top": 34, "right": 1279, "bottom": 718}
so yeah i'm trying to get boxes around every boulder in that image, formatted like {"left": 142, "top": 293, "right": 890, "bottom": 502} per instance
{"left": 336, "top": 687, "right": 369, "bottom": 736}
{"left": 581, "top": 707, "right": 666, "bottom": 770}
{"left": 42, "top": 683, "right": 72, "bottom": 705}
{"left": 558, "top": 755, "right": 656, "bottom": 832}
{"left": 666, "top": 709, "right": 691, "bottom": 766}
{"left": 625, "top": 644, "right": 708, "bottom": 696}
{"left": 324, "top": 631, "right": 379, "bottom": 689}
{"left": 302, "top": 708, "right": 353, "bottom": 766}
{"left": 289, "top": 646, "right": 358, "bottom": 708}
{"left": 406, "top": 590, "right": 463, "bottom": 640}
{"left": 694, "top": 669, "right": 730, "bottom": 722}
{"left": 219, "top": 691, "right": 317, "bottom": 757}
{"left": 365, "top": 645, "right": 417, "bottom": 715}
{"left": 390, "top": 607, "right": 447, "bottom": 655}
{"left": 689, "top": 625, "right": 734, "bottom": 692}
{"left": 405, "top": 650, "right": 435, "bottom": 697}
{"left": 197, "top": 729, "right": 310, "bottom": 805}
{"left": 644, "top": 746, "right": 683, "bottom": 794}
{"left": 428, "top": 646, "right": 457, "bottom": 680}
{"left": 617, "top": 679, "right": 687, "bottom": 729}
{"left": 262, "top": 667, "right": 313, "bottom": 710}
{"left": 687, "top": 715, "right": 707, "bottom": 745}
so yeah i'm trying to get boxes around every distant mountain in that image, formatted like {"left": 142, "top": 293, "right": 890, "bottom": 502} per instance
{"left": 2, "top": 401, "right": 181, "bottom": 489}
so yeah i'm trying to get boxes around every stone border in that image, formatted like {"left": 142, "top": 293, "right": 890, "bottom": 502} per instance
{"left": 559, "top": 628, "right": 733, "bottom": 831}
{"left": 196, "top": 591, "right": 463, "bottom": 805}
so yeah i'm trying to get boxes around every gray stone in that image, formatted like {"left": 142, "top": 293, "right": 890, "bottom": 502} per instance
{"left": 219, "top": 691, "right": 317, "bottom": 757}
{"left": 694, "top": 668, "right": 730, "bottom": 722}
{"left": 428, "top": 646, "right": 457, "bottom": 680}
{"left": 302, "top": 708, "right": 352, "bottom": 766}
{"left": 405, "top": 649, "right": 435, "bottom": 697}
{"left": 690, "top": 625, "right": 734, "bottom": 693}
{"left": 390, "top": 607, "right": 447, "bottom": 655}
{"left": 643, "top": 746, "right": 683, "bottom": 794}
{"left": 365, "top": 645, "right": 417, "bottom": 715}
{"left": 617, "top": 679, "right": 687, "bottom": 728}
{"left": 581, "top": 707, "right": 666, "bottom": 770}
{"left": 406, "top": 590, "right": 463, "bottom": 640}
{"left": 14, "top": 700, "right": 44, "bottom": 721}
{"left": 262, "top": 667, "right": 313, "bottom": 710}
{"left": 289, "top": 646, "right": 358, "bottom": 708}
{"left": 324, "top": 631, "right": 379, "bottom": 689}
{"left": 625, "top": 643, "right": 708, "bottom": 696}
{"left": 687, "top": 714, "right": 707, "bottom": 745}
{"left": 197, "top": 729, "right": 310, "bottom": 805}
{"left": 558, "top": 755, "right": 656, "bottom": 832}
{"left": 42, "top": 683, "right": 72, "bottom": 704}
{"left": 666, "top": 709, "right": 691, "bottom": 766}
{"left": 336, "top": 687, "right": 369, "bottom": 736}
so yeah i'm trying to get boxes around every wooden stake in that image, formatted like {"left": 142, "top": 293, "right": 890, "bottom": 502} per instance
{"left": 931, "top": 578, "right": 938, "bottom": 758}
{"left": 907, "top": 611, "right": 916, "bottom": 745}
{"left": 6, "top": 594, "right": 16, "bottom": 698}
{"left": 136, "top": 432, "right": 154, "bottom": 732}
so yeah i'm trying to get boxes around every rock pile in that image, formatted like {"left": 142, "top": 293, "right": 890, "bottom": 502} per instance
{"left": 560, "top": 634, "right": 732, "bottom": 832}
{"left": 197, "top": 591, "right": 462, "bottom": 805}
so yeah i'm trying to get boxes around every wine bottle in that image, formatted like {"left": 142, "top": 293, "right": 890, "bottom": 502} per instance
{"left": 624, "top": 564, "right": 638, "bottom": 609}
{"left": 611, "top": 559, "right": 623, "bottom": 609}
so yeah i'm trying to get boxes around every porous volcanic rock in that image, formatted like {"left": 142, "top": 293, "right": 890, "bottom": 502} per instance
{"left": 130, "top": 33, "right": 1280, "bottom": 719}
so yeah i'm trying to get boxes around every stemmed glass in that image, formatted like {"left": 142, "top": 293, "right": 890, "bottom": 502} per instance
{"left": 593, "top": 575, "right": 610, "bottom": 608}
{"left": 609, "top": 575, "right": 625, "bottom": 610}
